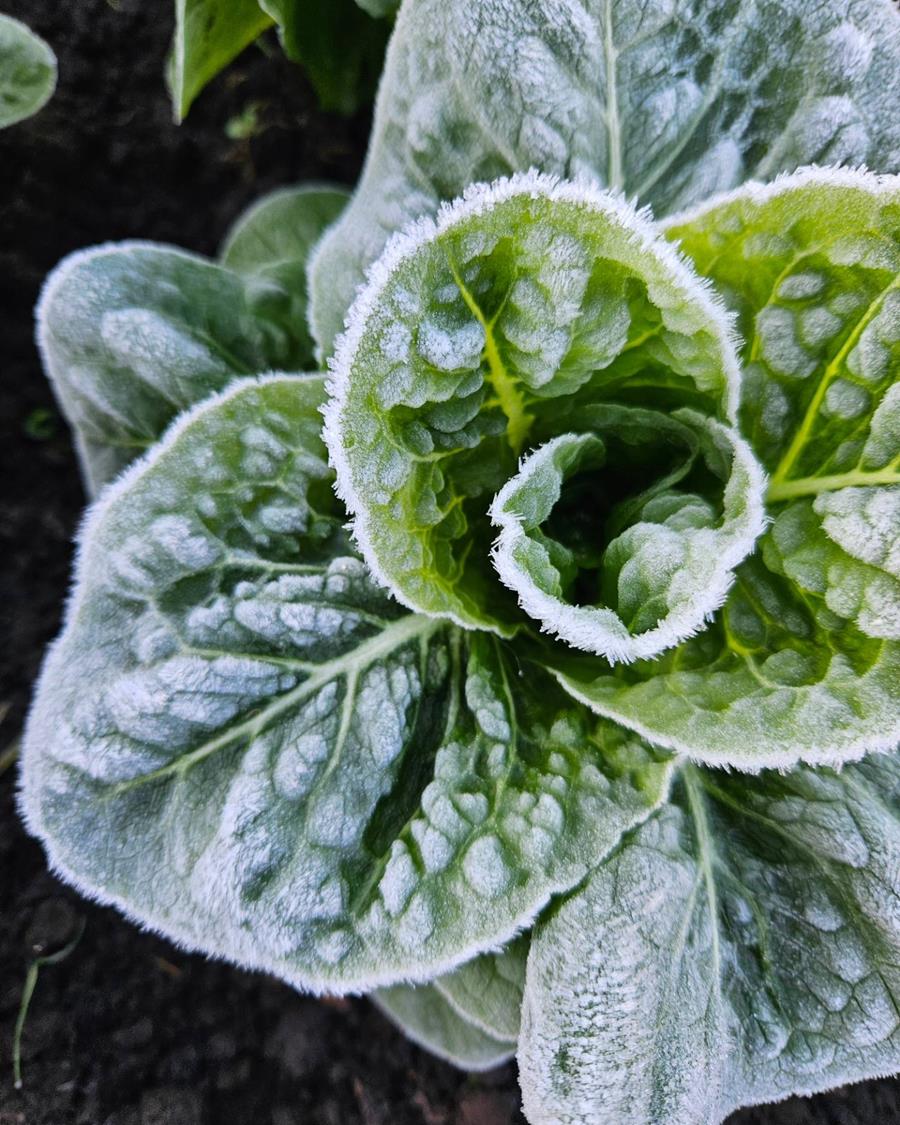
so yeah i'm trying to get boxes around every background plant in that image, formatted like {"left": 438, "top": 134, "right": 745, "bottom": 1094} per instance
{"left": 171, "top": 0, "right": 397, "bottom": 120}
{"left": 0, "top": 13, "right": 55, "bottom": 129}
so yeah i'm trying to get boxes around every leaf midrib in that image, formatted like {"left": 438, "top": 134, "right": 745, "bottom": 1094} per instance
{"left": 602, "top": 0, "right": 623, "bottom": 191}
{"left": 445, "top": 251, "right": 532, "bottom": 455}
{"left": 767, "top": 462, "right": 899, "bottom": 502}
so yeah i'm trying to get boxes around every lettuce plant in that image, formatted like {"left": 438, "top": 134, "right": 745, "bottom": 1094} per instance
{"left": 20, "top": 1, "right": 900, "bottom": 1123}
{"left": 0, "top": 13, "right": 56, "bottom": 128}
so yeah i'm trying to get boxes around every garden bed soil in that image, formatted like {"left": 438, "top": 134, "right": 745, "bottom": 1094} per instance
{"left": 1, "top": 2, "right": 898, "bottom": 1122}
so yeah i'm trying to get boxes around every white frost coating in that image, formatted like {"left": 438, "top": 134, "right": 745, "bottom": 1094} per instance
{"left": 323, "top": 171, "right": 742, "bottom": 626}
{"left": 488, "top": 417, "right": 766, "bottom": 663}
{"left": 36, "top": 238, "right": 215, "bottom": 378}
{"left": 25, "top": 372, "right": 315, "bottom": 631}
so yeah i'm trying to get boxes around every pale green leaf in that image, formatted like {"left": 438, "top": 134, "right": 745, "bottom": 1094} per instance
{"left": 325, "top": 173, "right": 746, "bottom": 637}
{"left": 220, "top": 184, "right": 350, "bottom": 274}
{"left": 310, "top": 0, "right": 900, "bottom": 357}
{"left": 375, "top": 982, "right": 515, "bottom": 1070}
{"left": 0, "top": 14, "right": 56, "bottom": 128}
{"left": 171, "top": 0, "right": 273, "bottom": 121}
{"left": 433, "top": 936, "right": 527, "bottom": 1042}
{"left": 520, "top": 753, "right": 900, "bottom": 1125}
{"left": 220, "top": 184, "right": 350, "bottom": 366}
{"left": 37, "top": 242, "right": 315, "bottom": 496}
{"left": 22, "top": 375, "right": 672, "bottom": 993}
{"left": 553, "top": 169, "right": 900, "bottom": 768}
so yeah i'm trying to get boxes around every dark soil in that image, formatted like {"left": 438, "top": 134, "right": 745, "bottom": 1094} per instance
{"left": 0, "top": 2, "right": 897, "bottom": 1122}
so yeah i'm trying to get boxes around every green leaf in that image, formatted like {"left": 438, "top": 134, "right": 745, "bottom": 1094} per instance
{"left": 354, "top": 0, "right": 398, "bottom": 16}
{"left": 22, "top": 375, "right": 672, "bottom": 993}
{"left": 37, "top": 241, "right": 316, "bottom": 496}
{"left": 0, "top": 14, "right": 56, "bottom": 128}
{"left": 326, "top": 173, "right": 747, "bottom": 637}
{"left": 171, "top": 0, "right": 274, "bottom": 122}
{"left": 520, "top": 753, "right": 900, "bottom": 1125}
{"left": 221, "top": 184, "right": 350, "bottom": 366}
{"left": 490, "top": 409, "right": 764, "bottom": 662}
{"left": 375, "top": 983, "right": 515, "bottom": 1071}
{"left": 310, "top": 0, "right": 900, "bottom": 358}
{"left": 664, "top": 168, "right": 900, "bottom": 491}
{"left": 433, "top": 936, "right": 527, "bottom": 1042}
{"left": 259, "top": 0, "right": 390, "bottom": 116}
{"left": 221, "top": 184, "right": 350, "bottom": 274}
{"left": 552, "top": 169, "right": 900, "bottom": 768}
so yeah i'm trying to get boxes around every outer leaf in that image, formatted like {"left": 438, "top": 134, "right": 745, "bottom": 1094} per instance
{"left": 433, "top": 936, "right": 527, "bottom": 1042}
{"left": 490, "top": 410, "right": 764, "bottom": 662}
{"left": 259, "top": 0, "right": 390, "bottom": 116}
{"left": 325, "top": 173, "right": 746, "bottom": 637}
{"left": 520, "top": 753, "right": 900, "bottom": 1125}
{"left": 37, "top": 242, "right": 313, "bottom": 496}
{"left": 0, "top": 14, "right": 56, "bottom": 128}
{"left": 220, "top": 184, "right": 350, "bottom": 368}
{"left": 374, "top": 983, "right": 515, "bottom": 1071}
{"left": 171, "top": 0, "right": 274, "bottom": 121}
{"left": 310, "top": 0, "right": 900, "bottom": 357}
{"left": 22, "top": 375, "right": 672, "bottom": 993}
{"left": 553, "top": 169, "right": 900, "bottom": 767}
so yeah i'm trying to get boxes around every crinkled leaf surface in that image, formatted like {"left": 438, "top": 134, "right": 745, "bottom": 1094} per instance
{"left": 433, "top": 935, "right": 527, "bottom": 1042}
{"left": 0, "top": 14, "right": 56, "bottom": 128}
{"left": 22, "top": 374, "right": 672, "bottom": 992}
{"left": 554, "top": 169, "right": 899, "bottom": 767}
{"left": 374, "top": 982, "right": 515, "bottom": 1070}
{"left": 259, "top": 0, "right": 390, "bottom": 115}
{"left": 38, "top": 242, "right": 315, "bottom": 496}
{"left": 220, "top": 184, "right": 350, "bottom": 368}
{"left": 520, "top": 753, "right": 900, "bottom": 1125}
{"left": 326, "top": 174, "right": 759, "bottom": 653}
{"left": 310, "top": 0, "right": 900, "bottom": 357}
{"left": 171, "top": 0, "right": 273, "bottom": 121}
